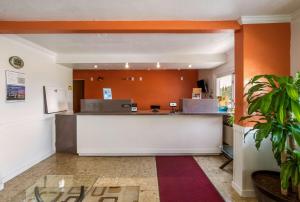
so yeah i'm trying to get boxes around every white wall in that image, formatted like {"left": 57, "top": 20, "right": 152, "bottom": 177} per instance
{"left": 0, "top": 35, "right": 72, "bottom": 190}
{"left": 198, "top": 49, "right": 234, "bottom": 97}
{"left": 291, "top": 10, "right": 300, "bottom": 76}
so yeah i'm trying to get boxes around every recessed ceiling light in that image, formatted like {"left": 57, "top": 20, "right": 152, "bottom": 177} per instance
{"left": 125, "top": 62, "right": 129, "bottom": 69}
{"left": 94, "top": 65, "right": 98, "bottom": 68}
{"left": 156, "top": 62, "right": 160, "bottom": 69}
{"left": 188, "top": 64, "right": 192, "bottom": 68}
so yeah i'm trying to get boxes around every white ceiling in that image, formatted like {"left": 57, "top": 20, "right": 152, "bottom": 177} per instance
{"left": 19, "top": 33, "right": 234, "bottom": 55}
{"left": 4, "top": 0, "right": 298, "bottom": 69}
{"left": 17, "top": 33, "right": 233, "bottom": 69}
{"left": 0, "top": 0, "right": 300, "bottom": 20}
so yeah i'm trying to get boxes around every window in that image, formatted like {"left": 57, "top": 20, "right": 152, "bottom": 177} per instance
{"left": 216, "top": 74, "right": 234, "bottom": 101}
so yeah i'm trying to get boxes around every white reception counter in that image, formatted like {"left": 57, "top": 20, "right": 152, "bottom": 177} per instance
{"left": 76, "top": 112, "right": 224, "bottom": 156}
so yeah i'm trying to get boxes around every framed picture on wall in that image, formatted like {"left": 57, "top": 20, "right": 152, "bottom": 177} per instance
{"left": 5, "top": 70, "right": 25, "bottom": 101}
{"left": 103, "top": 88, "right": 112, "bottom": 100}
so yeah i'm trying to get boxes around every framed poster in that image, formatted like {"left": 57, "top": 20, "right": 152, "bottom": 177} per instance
{"left": 103, "top": 88, "right": 112, "bottom": 100}
{"left": 6, "top": 70, "right": 25, "bottom": 101}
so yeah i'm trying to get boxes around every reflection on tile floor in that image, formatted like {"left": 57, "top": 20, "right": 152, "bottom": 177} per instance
{"left": 85, "top": 186, "right": 139, "bottom": 202}
{"left": 0, "top": 154, "right": 257, "bottom": 202}
{"left": 15, "top": 185, "right": 139, "bottom": 202}
{"left": 12, "top": 175, "right": 97, "bottom": 201}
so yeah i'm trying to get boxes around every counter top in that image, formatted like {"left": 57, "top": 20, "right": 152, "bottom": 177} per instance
{"left": 74, "top": 110, "right": 229, "bottom": 116}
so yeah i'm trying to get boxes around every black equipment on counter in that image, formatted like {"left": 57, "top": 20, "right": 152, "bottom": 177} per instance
{"left": 197, "top": 80, "right": 208, "bottom": 93}
{"left": 150, "top": 105, "right": 160, "bottom": 112}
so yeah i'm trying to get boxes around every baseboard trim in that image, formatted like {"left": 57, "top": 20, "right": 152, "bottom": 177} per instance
{"left": 2, "top": 150, "right": 54, "bottom": 185}
{"left": 232, "top": 181, "right": 256, "bottom": 197}
{"left": 78, "top": 148, "right": 222, "bottom": 156}
{"left": 79, "top": 153, "right": 221, "bottom": 157}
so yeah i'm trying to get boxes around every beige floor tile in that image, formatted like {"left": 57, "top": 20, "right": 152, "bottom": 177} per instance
{"left": 194, "top": 156, "right": 257, "bottom": 202}
{"left": 0, "top": 154, "right": 257, "bottom": 202}
{"left": 139, "top": 190, "right": 160, "bottom": 202}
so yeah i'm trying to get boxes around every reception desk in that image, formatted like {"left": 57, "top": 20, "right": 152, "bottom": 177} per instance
{"left": 73, "top": 111, "right": 224, "bottom": 156}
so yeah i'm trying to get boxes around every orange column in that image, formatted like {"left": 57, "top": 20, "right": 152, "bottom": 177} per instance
{"left": 234, "top": 28, "right": 245, "bottom": 125}
{"left": 234, "top": 23, "right": 291, "bottom": 125}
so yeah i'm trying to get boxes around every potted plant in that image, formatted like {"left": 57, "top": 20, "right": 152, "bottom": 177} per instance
{"left": 241, "top": 73, "right": 300, "bottom": 201}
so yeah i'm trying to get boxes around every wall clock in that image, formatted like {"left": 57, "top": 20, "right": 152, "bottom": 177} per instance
{"left": 9, "top": 56, "right": 24, "bottom": 69}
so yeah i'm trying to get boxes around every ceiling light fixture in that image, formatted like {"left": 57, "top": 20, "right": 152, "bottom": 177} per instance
{"left": 94, "top": 65, "right": 98, "bottom": 68}
{"left": 125, "top": 62, "right": 129, "bottom": 69}
{"left": 188, "top": 64, "right": 192, "bottom": 68}
{"left": 156, "top": 62, "right": 160, "bottom": 69}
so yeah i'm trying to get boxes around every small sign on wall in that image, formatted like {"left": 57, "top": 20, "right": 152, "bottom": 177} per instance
{"left": 103, "top": 88, "right": 112, "bottom": 100}
{"left": 5, "top": 70, "right": 25, "bottom": 101}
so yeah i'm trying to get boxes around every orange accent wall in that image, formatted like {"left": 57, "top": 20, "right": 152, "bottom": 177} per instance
{"left": 73, "top": 70, "right": 198, "bottom": 110}
{"left": 235, "top": 23, "right": 291, "bottom": 125}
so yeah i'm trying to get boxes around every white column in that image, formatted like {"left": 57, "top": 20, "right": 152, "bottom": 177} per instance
{"left": 232, "top": 124, "right": 279, "bottom": 197}
{"left": 0, "top": 174, "right": 4, "bottom": 191}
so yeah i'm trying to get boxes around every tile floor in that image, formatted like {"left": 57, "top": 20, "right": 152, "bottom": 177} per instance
{"left": 194, "top": 156, "right": 257, "bottom": 202}
{"left": 0, "top": 154, "right": 257, "bottom": 202}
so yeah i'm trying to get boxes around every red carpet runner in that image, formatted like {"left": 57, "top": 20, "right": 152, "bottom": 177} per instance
{"left": 156, "top": 156, "right": 224, "bottom": 202}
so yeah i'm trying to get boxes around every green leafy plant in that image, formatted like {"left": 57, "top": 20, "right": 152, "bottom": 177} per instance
{"left": 224, "top": 113, "right": 234, "bottom": 127}
{"left": 228, "top": 113, "right": 234, "bottom": 126}
{"left": 241, "top": 72, "right": 300, "bottom": 197}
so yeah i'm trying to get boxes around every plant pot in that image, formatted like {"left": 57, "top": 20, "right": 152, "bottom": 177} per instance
{"left": 252, "top": 171, "right": 300, "bottom": 202}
